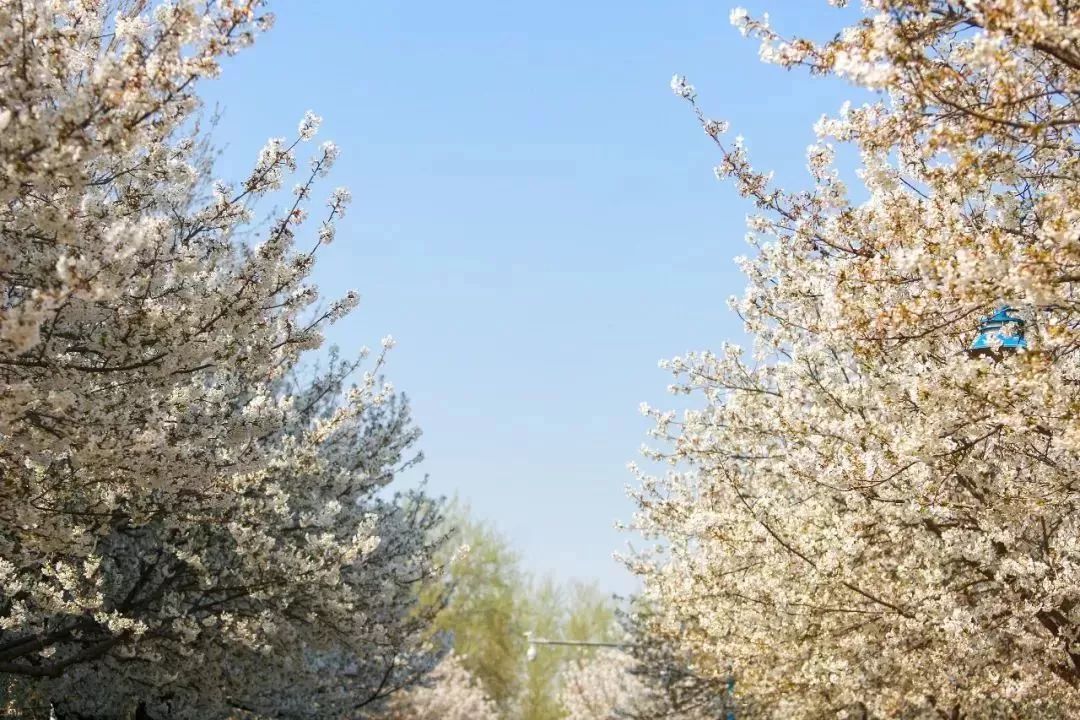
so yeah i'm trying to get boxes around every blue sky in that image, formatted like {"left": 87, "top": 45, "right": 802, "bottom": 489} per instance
{"left": 201, "top": 1, "right": 861, "bottom": 595}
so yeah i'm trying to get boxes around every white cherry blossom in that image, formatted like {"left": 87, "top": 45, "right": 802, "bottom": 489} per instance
{"left": 631, "top": 1, "right": 1080, "bottom": 718}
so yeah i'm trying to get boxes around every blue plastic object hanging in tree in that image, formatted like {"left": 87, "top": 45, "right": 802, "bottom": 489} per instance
{"left": 968, "top": 306, "right": 1027, "bottom": 356}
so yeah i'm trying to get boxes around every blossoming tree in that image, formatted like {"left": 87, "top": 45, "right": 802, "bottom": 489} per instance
{"left": 381, "top": 652, "right": 499, "bottom": 720}
{"left": 558, "top": 649, "right": 643, "bottom": 720}
{"left": 0, "top": 1, "right": 444, "bottom": 717}
{"left": 557, "top": 606, "right": 741, "bottom": 720}
{"left": 633, "top": 1, "right": 1080, "bottom": 717}
{"left": 557, "top": 647, "right": 733, "bottom": 720}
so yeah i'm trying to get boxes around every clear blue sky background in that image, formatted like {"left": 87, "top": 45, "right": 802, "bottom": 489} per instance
{"left": 201, "top": 1, "right": 861, "bottom": 595}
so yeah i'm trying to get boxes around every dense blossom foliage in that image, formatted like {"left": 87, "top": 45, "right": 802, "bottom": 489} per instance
{"left": 557, "top": 608, "right": 738, "bottom": 720}
{"left": 557, "top": 647, "right": 734, "bottom": 720}
{"left": 0, "top": 2, "right": 444, "bottom": 717}
{"left": 382, "top": 652, "right": 498, "bottom": 720}
{"left": 558, "top": 649, "right": 642, "bottom": 720}
{"left": 633, "top": 1, "right": 1080, "bottom": 718}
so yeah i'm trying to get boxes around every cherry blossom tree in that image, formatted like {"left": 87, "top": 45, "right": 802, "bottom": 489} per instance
{"left": 633, "top": 1, "right": 1080, "bottom": 718}
{"left": 381, "top": 652, "right": 498, "bottom": 720}
{"left": 557, "top": 605, "right": 743, "bottom": 720}
{"left": 616, "top": 606, "right": 744, "bottom": 720}
{"left": 558, "top": 649, "right": 642, "bottom": 720}
{"left": 0, "top": 2, "right": 445, "bottom": 717}
{"left": 557, "top": 646, "right": 735, "bottom": 720}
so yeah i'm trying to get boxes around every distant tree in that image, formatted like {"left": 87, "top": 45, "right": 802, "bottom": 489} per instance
{"left": 558, "top": 649, "right": 640, "bottom": 720}
{"left": 563, "top": 583, "right": 620, "bottom": 647}
{"left": 518, "top": 578, "right": 567, "bottom": 720}
{"left": 383, "top": 652, "right": 498, "bottom": 720}
{"left": 427, "top": 506, "right": 619, "bottom": 720}
{"left": 518, "top": 580, "right": 620, "bottom": 720}
{"left": 558, "top": 600, "right": 745, "bottom": 720}
{"left": 425, "top": 505, "right": 527, "bottom": 711}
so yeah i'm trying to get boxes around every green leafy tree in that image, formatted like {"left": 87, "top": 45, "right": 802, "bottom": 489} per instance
{"left": 425, "top": 505, "right": 618, "bottom": 720}
{"left": 425, "top": 505, "right": 526, "bottom": 712}
{"left": 519, "top": 580, "right": 620, "bottom": 720}
{"left": 518, "top": 578, "right": 565, "bottom": 720}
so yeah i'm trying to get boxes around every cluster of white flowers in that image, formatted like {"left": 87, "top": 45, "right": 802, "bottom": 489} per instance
{"left": 558, "top": 635, "right": 734, "bottom": 720}
{"left": 558, "top": 649, "right": 642, "bottom": 720}
{"left": 669, "top": 74, "right": 696, "bottom": 100}
{"left": 634, "top": 1, "right": 1080, "bottom": 718}
{"left": 329, "top": 185, "right": 353, "bottom": 218}
{"left": 382, "top": 652, "right": 499, "bottom": 720}
{"left": 0, "top": 2, "right": 445, "bottom": 718}
{"left": 298, "top": 110, "right": 323, "bottom": 141}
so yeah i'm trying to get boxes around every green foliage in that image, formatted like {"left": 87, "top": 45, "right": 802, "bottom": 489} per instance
{"left": 519, "top": 578, "right": 564, "bottom": 720}
{"left": 427, "top": 502, "right": 618, "bottom": 720}
{"left": 563, "top": 582, "right": 619, "bottom": 645}
{"left": 427, "top": 505, "right": 526, "bottom": 711}
{"left": 519, "top": 580, "right": 619, "bottom": 720}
